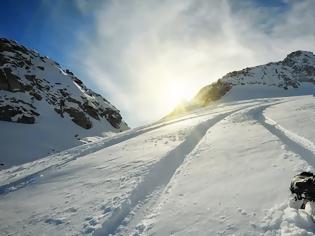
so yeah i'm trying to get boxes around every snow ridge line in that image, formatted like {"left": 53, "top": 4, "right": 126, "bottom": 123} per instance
{"left": 92, "top": 104, "right": 266, "bottom": 236}
{"left": 253, "top": 106, "right": 315, "bottom": 168}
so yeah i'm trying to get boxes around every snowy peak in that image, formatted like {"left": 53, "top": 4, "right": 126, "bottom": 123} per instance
{"left": 219, "top": 50, "right": 315, "bottom": 89}
{"left": 166, "top": 50, "right": 315, "bottom": 119}
{"left": 0, "top": 38, "right": 129, "bottom": 167}
{"left": 283, "top": 50, "right": 315, "bottom": 67}
{"left": 0, "top": 38, "right": 128, "bottom": 130}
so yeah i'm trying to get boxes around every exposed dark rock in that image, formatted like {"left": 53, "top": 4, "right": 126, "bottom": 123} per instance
{"left": 3, "top": 68, "right": 23, "bottom": 91}
{"left": 65, "top": 96, "right": 81, "bottom": 106}
{"left": 0, "top": 38, "right": 127, "bottom": 130}
{"left": 0, "top": 69, "right": 9, "bottom": 90}
{"left": 24, "top": 74, "right": 36, "bottom": 82}
{"left": 29, "top": 91, "right": 42, "bottom": 101}
{"left": 0, "top": 105, "right": 19, "bottom": 121}
{"left": 301, "top": 66, "right": 315, "bottom": 77}
{"left": 17, "top": 115, "right": 35, "bottom": 124}
{"left": 193, "top": 80, "right": 232, "bottom": 107}
{"left": 73, "top": 77, "right": 83, "bottom": 85}
{"left": 59, "top": 88, "right": 69, "bottom": 98}
{"left": 100, "top": 109, "right": 123, "bottom": 129}
{"left": 0, "top": 54, "right": 7, "bottom": 66}
{"left": 0, "top": 104, "right": 37, "bottom": 124}
{"left": 82, "top": 102, "right": 100, "bottom": 120}
{"left": 64, "top": 107, "right": 92, "bottom": 129}
{"left": 10, "top": 98, "right": 36, "bottom": 109}
{"left": 65, "top": 69, "right": 74, "bottom": 75}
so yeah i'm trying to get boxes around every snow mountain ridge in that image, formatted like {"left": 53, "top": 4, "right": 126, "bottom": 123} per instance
{"left": 168, "top": 50, "right": 315, "bottom": 118}
{"left": 0, "top": 38, "right": 129, "bottom": 167}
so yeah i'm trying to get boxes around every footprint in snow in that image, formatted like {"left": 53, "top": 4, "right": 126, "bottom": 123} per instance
{"left": 237, "top": 208, "right": 247, "bottom": 215}
{"left": 88, "top": 218, "right": 98, "bottom": 226}
{"left": 83, "top": 226, "right": 95, "bottom": 234}
{"left": 65, "top": 207, "right": 77, "bottom": 213}
{"left": 44, "top": 218, "right": 65, "bottom": 225}
{"left": 100, "top": 205, "right": 112, "bottom": 214}
{"left": 219, "top": 215, "right": 227, "bottom": 223}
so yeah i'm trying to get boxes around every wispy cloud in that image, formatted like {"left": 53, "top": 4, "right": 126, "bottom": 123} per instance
{"left": 73, "top": 0, "right": 315, "bottom": 126}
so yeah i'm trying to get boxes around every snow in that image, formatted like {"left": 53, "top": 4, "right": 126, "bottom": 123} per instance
{"left": 1, "top": 95, "right": 315, "bottom": 235}
{"left": 221, "top": 84, "right": 315, "bottom": 102}
{"left": 0, "top": 39, "right": 129, "bottom": 168}
{"left": 264, "top": 98, "right": 315, "bottom": 151}
{"left": 0, "top": 100, "right": 118, "bottom": 166}
{"left": 133, "top": 98, "right": 314, "bottom": 236}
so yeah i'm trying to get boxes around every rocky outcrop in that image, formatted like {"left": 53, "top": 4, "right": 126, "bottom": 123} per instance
{"left": 0, "top": 96, "right": 39, "bottom": 123}
{"left": 64, "top": 107, "right": 92, "bottom": 129}
{"left": 0, "top": 38, "right": 128, "bottom": 130}
{"left": 165, "top": 50, "right": 315, "bottom": 119}
{"left": 191, "top": 50, "right": 315, "bottom": 106}
{"left": 0, "top": 38, "right": 130, "bottom": 167}
{"left": 193, "top": 80, "right": 232, "bottom": 107}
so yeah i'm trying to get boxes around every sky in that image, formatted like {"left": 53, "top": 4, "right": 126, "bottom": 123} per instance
{"left": 1, "top": 0, "right": 315, "bottom": 127}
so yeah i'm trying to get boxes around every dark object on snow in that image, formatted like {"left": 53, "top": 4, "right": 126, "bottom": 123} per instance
{"left": 290, "top": 172, "right": 315, "bottom": 208}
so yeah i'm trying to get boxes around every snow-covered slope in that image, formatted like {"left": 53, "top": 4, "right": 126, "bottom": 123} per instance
{"left": 167, "top": 51, "right": 315, "bottom": 119}
{"left": 0, "top": 38, "right": 128, "bottom": 167}
{"left": 1, "top": 95, "right": 315, "bottom": 235}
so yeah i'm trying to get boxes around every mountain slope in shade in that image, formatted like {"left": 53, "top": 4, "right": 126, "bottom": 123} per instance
{"left": 167, "top": 51, "right": 315, "bottom": 119}
{"left": 0, "top": 38, "right": 129, "bottom": 167}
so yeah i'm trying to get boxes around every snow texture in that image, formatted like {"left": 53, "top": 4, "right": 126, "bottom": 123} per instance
{"left": 1, "top": 95, "right": 315, "bottom": 235}
{"left": 1, "top": 41, "right": 315, "bottom": 235}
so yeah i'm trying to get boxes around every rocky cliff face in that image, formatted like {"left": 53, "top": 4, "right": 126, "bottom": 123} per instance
{"left": 167, "top": 50, "right": 315, "bottom": 119}
{"left": 0, "top": 38, "right": 128, "bottom": 130}
{"left": 0, "top": 38, "right": 129, "bottom": 167}
{"left": 219, "top": 50, "right": 315, "bottom": 89}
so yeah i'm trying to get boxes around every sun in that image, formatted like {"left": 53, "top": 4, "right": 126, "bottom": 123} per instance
{"left": 166, "top": 82, "right": 194, "bottom": 108}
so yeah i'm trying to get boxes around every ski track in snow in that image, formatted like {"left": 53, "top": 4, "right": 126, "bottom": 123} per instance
{"left": 0, "top": 98, "right": 290, "bottom": 236}
{"left": 242, "top": 102, "right": 315, "bottom": 236}
{"left": 0, "top": 99, "right": 272, "bottom": 195}
{"left": 0, "top": 107, "right": 241, "bottom": 195}
{"left": 93, "top": 100, "right": 283, "bottom": 236}
{"left": 123, "top": 99, "right": 315, "bottom": 236}
{"left": 92, "top": 112, "right": 233, "bottom": 236}
{"left": 129, "top": 99, "right": 315, "bottom": 236}
{"left": 252, "top": 105, "right": 315, "bottom": 169}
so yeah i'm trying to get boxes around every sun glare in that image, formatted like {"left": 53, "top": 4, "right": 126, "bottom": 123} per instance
{"left": 166, "top": 82, "right": 194, "bottom": 109}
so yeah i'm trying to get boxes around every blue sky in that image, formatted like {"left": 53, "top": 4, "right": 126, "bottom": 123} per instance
{"left": 1, "top": 1, "right": 87, "bottom": 63}
{"left": 1, "top": 0, "right": 315, "bottom": 127}
{"left": 0, "top": 0, "right": 97, "bottom": 80}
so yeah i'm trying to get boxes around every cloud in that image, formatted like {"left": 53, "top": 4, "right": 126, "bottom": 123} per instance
{"left": 73, "top": 0, "right": 315, "bottom": 126}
